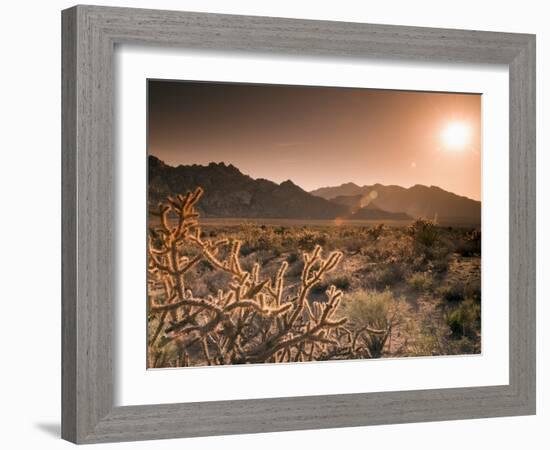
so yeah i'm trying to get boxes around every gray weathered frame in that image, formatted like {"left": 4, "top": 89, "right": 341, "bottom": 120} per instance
{"left": 62, "top": 5, "right": 536, "bottom": 444}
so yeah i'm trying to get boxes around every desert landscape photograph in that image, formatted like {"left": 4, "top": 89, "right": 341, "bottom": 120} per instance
{"left": 146, "top": 80, "right": 482, "bottom": 368}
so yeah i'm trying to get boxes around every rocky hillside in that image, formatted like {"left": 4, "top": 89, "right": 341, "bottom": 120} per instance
{"left": 148, "top": 156, "right": 348, "bottom": 219}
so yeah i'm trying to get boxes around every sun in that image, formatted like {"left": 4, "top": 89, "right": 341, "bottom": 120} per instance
{"left": 441, "top": 122, "right": 471, "bottom": 151}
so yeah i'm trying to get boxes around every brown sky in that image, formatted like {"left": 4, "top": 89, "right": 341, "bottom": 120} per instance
{"left": 148, "top": 80, "right": 481, "bottom": 201}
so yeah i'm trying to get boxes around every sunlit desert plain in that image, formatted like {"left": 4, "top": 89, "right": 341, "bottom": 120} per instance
{"left": 147, "top": 164, "right": 481, "bottom": 368}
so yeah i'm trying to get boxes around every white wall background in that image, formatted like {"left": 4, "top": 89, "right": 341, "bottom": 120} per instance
{"left": 0, "top": 1, "right": 546, "bottom": 448}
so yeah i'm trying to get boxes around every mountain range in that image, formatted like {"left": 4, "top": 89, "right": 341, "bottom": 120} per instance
{"left": 310, "top": 183, "right": 481, "bottom": 225}
{"left": 148, "top": 156, "right": 481, "bottom": 224}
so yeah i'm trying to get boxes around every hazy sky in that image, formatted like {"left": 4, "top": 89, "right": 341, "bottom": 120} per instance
{"left": 148, "top": 80, "right": 481, "bottom": 200}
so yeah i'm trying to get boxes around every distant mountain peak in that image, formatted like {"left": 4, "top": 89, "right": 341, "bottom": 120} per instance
{"left": 279, "top": 179, "right": 302, "bottom": 190}
{"left": 205, "top": 161, "right": 241, "bottom": 172}
{"left": 342, "top": 181, "right": 360, "bottom": 188}
{"left": 148, "top": 154, "right": 166, "bottom": 168}
{"left": 207, "top": 161, "right": 236, "bottom": 168}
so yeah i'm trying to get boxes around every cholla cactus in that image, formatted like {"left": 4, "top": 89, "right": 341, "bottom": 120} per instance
{"left": 147, "top": 187, "right": 366, "bottom": 367}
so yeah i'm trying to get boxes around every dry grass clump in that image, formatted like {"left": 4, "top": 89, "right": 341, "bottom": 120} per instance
{"left": 338, "top": 289, "right": 398, "bottom": 358}
{"left": 445, "top": 299, "right": 481, "bottom": 339}
{"left": 405, "top": 319, "right": 447, "bottom": 357}
{"left": 443, "top": 299, "right": 481, "bottom": 354}
{"left": 407, "top": 271, "right": 434, "bottom": 292}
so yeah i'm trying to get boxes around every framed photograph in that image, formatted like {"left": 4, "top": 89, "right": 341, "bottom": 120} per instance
{"left": 62, "top": 5, "right": 536, "bottom": 444}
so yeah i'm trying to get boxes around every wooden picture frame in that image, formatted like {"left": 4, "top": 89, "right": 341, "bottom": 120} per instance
{"left": 61, "top": 5, "right": 536, "bottom": 444}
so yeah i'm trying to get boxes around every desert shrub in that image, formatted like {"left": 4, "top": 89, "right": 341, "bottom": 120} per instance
{"left": 331, "top": 275, "right": 352, "bottom": 291}
{"left": 375, "top": 261, "right": 404, "bottom": 288}
{"left": 464, "top": 279, "right": 482, "bottom": 303}
{"left": 297, "top": 231, "right": 326, "bottom": 251}
{"left": 445, "top": 299, "right": 481, "bottom": 339}
{"left": 256, "top": 235, "right": 273, "bottom": 252}
{"left": 367, "top": 224, "right": 385, "bottom": 241}
{"left": 407, "top": 332, "right": 443, "bottom": 357}
{"left": 428, "top": 253, "right": 451, "bottom": 273}
{"left": 364, "top": 247, "right": 382, "bottom": 262}
{"left": 407, "top": 271, "right": 433, "bottom": 292}
{"left": 408, "top": 335, "right": 439, "bottom": 356}
{"left": 455, "top": 229, "right": 481, "bottom": 257}
{"left": 344, "top": 238, "right": 364, "bottom": 255}
{"left": 197, "top": 259, "right": 214, "bottom": 272}
{"left": 274, "top": 226, "right": 288, "bottom": 235}
{"left": 286, "top": 251, "right": 300, "bottom": 264}
{"left": 438, "top": 279, "right": 481, "bottom": 303}
{"left": 397, "top": 315, "right": 445, "bottom": 357}
{"left": 202, "top": 269, "right": 232, "bottom": 296}
{"left": 286, "top": 259, "right": 305, "bottom": 278}
{"left": 455, "top": 336, "right": 481, "bottom": 353}
{"left": 343, "top": 289, "right": 391, "bottom": 328}
{"left": 281, "top": 235, "right": 298, "bottom": 250}
{"left": 312, "top": 275, "right": 352, "bottom": 297}
{"left": 446, "top": 336, "right": 480, "bottom": 354}
{"left": 239, "top": 243, "right": 256, "bottom": 256}
{"left": 297, "top": 231, "right": 315, "bottom": 250}
{"left": 147, "top": 188, "right": 367, "bottom": 367}
{"left": 257, "top": 249, "right": 279, "bottom": 265}
{"left": 439, "top": 281, "right": 465, "bottom": 302}
{"left": 237, "top": 225, "right": 286, "bottom": 256}
{"left": 338, "top": 289, "right": 395, "bottom": 358}
{"left": 407, "top": 218, "right": 439, "bottom": 248}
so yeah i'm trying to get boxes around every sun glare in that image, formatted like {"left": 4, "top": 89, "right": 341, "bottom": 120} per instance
{"left": 441, "top": 122, "right": 471, "bottom": 151}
